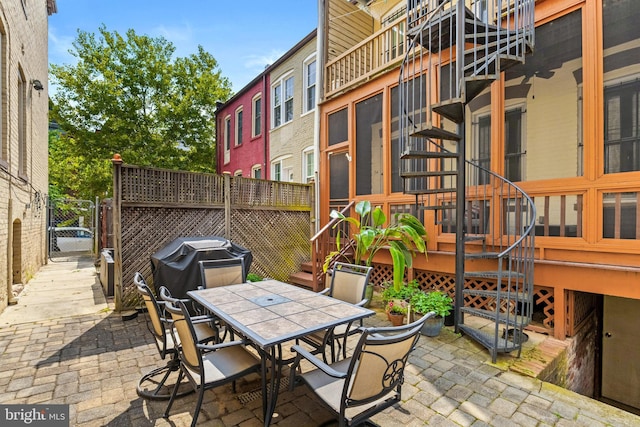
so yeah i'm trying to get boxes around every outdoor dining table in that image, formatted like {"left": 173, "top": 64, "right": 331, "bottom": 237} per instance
{"left": 188, "top": 279, "right": 375, "bottom": 426}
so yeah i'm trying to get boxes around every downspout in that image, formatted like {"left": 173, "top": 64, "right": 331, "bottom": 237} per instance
{"left": 314, "top": 0, "right": 325, "bottom": 234}
{"left": 263, "top": 73, "right": 268, "bottom": 179}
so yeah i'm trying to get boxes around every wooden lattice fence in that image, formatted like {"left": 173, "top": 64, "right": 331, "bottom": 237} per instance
{"left": 111, "top": 160, "right": 314, "bottom": 310}
{"left": 371, "top": 264, "right": 557, "bottom": 336}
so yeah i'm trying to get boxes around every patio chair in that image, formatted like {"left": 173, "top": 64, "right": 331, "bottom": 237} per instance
{"left": 162, "top": 298, "right": 261, "bottom": 427}
{"left": 298, "top": 262, "right": 373, "bottom": 362}
{"left": 289, "top": 312, "right": 434, "bottom": 427}
{"left": 199, "top": 257, "right": 245, "bottom": 289}
{"left": 196, "top": 257, "right": 246, "bottom": 340}
{"left": 134, "top": 272, "right": 217, "bottom": 400}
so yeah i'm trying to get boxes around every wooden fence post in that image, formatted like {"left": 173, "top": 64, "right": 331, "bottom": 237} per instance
{"left": 112, "top": 154, "right": 123, "bottom": 311}
{"left": 224, "top": 173, "right": 231, "bottom": 239}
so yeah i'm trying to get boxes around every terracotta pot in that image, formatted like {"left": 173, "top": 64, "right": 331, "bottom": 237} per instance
{"left": 388, "top": 312, "right": 405, "bottom": 326}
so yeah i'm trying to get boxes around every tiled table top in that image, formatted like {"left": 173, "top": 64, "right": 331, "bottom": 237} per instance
{"left": 188, "top": 279, "right": 374, "bottom": 348}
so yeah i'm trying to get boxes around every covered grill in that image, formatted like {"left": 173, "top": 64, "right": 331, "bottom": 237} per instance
{"left": 150, "top": 236, "right": 252, "bottom": 298}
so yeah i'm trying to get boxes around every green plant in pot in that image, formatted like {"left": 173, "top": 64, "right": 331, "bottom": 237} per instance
{"left": 381, "top": 279, "right": 420, "bottom": 306}
{"left": 410, "top": 290, "right": 453, "bottom": 336}
{"left": 324, "top": 201, "right": 428, "bottom": 293}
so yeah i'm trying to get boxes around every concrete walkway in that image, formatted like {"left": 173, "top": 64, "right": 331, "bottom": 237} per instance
{"left": 0, "top": 257, "right": 638, "bottom": 426}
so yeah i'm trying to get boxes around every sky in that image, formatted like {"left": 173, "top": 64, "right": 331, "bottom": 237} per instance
{"left": 48, "top": 1, "right": 318, "bottom": 93}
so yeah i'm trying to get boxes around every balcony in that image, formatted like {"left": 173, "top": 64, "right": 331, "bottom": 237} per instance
{"left": 325, "top": 16, "right": 406, "bottom": 99}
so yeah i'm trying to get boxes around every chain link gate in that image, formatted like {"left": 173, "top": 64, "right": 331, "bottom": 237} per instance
{"left": 48, "top": 198, "right": 96, "bottom": 259}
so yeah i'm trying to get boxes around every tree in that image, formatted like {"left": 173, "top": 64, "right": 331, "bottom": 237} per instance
{"left": 50, "top": 26, "right": 233, "bottom": 197}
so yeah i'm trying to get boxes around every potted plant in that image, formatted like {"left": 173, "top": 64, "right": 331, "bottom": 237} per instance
{"left": 324, "top": 201, "right": 428, "bottom": 292}
{"left": 381, "top": 279, "right": 419, "bottom": 323}
{"left": 410, "top": 290, "right": 453, "bottom": 336}
{"left": 386, "top": 300, "right": 408, "bottom": 326}
{"left": 381, "top": 279, "right": 420, "bottom": 307}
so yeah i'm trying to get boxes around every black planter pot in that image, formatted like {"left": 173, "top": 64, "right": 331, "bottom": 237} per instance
{"left": 444, "top": 310, "right": 455, "bottom": 327}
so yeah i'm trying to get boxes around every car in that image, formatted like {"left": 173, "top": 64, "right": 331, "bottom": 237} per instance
{"left": 50, "top": 227, "right": 94, "bottom": 252}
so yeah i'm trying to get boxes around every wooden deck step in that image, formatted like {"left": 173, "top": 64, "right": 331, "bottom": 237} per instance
{"left": 288, "top": 271, "right": 314, "bottom": 290}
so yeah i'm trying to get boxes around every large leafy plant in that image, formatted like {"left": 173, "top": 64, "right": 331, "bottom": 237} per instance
{"left": 324, "top": 201, "right": 427, "bottom": 290}
{"left": 410, "top": 290, "right": 453, "bottom": 317}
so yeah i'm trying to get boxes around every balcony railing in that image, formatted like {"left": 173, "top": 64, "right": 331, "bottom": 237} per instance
{"left": 325, "top": 16, "right": 406, "bottom": 98}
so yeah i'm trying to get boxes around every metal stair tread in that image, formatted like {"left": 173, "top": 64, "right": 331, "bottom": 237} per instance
{"left": 401, "top": 150, "right": 459, "bottom": 159}
{"left": 410, "top": 126, "right": 461, "bottom": 141}
{"left": 460, "top": 307, "right": 530, "bottom": 327}
{"left": 462, "top": 289, "right": 530, "bottom": 301}
{"left": 464, "top": 270, "right": 525, "bottom": 280}
{"left": 465, "top": 251, "right": 500, "bottom": 259}
{"left": 458, "top": 324, "right": 522, "bottom": 352}
{"left": 400, "top": 170, "right": 458, "bottom": 178}
{"left": 419, "top": 204, "right": 456, "bottom": 211}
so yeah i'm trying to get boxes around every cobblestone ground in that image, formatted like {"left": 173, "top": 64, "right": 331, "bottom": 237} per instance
{"left": 1, "top": 307, "right": 639, "bottom": 427}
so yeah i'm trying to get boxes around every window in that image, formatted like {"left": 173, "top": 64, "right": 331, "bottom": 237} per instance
{"left": 271, "top": 73, "right": 294, "bottom": 128}
{"left": 328, "top": 108, "right": 348, "bottom": 146}
{"left": 504, "top": 10, "right": 582, "bottom": 180}
{"left": 272, "top": 83, "right": 282, "bottom": 127}
{"left": 504, "top": 107, "right": 525, "bottom": 182}
{"left": 604, "top": 79, "right": 640, "bottom": 173}
{"left": 252, "top": 165, "right": 262, "bottom": 179}
{"left": 235, "top": 107, "right": 243, "bottom": 146}
{"left": 18, "top": 67, "right": 27, "bottom": 178}
{"left": 303, "top": 55, "right": 316, "bottom": 113}
{"left": 284, "top": 76, "right": 294, "bottom": 122}
{"left": 355, "top": 93, "right": 383, "bottom": 195}
{"left": 273, "top": 162, "right": 281, "bottom": 181}
{"left": 224, "top": 115, "right": 231, "bottom": 164}
{"left": 302, "top": 147, "right": 314, "bottom": 183}
{"left": 252, "top": 95, "right": 262, "bottom": 137}
{"left": 234, "top": 170, "right": 242, "bottom": 176}
{"left": 271, "top": 156, "right": 292, "bottom": 182}
{"left": 473, "top": 114, "right": 491, "bottom": 185}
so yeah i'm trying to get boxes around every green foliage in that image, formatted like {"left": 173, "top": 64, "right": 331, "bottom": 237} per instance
{"left": 49, "top": 130, "right": 112, "bottom": 200}
{"left": 410, "top": 290, "right": 453, "bottom": 317}
{"left": 49, "top": 26, "right": 233, "bottom": 198}
{"left": 324, "top": 201, "right": 428, "bottom": 290}
{"left": 246, "top": 273, "right": 263, "bottom": 282}
{"left": 381, "top": 279, "right": 420, "bottom": 304}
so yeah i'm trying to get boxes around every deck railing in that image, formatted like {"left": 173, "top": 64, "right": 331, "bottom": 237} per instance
{"left": 325, "top": 16, "right": 406, "bottom": 98}
{"left": 310, "top": 201, "right": 355, "bottom": 289}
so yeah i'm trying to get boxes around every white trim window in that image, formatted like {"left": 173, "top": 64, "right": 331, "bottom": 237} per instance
{"left": 303, "top": 54, "right": 317, "bottom": 114}
{"left": 272, "top": 73, "right": 294, "bottom": 128}
{"left": 234, "top": 169, "right": 243, "bottom": 176}
{"left": 251, "top": 164, "right": 262, "bottom": 179}
{"left": 252, "top": 94, "right": 262, "bottom": 137}
{"left": 223, "top": 115, "right": 231, "bottom": 164}
{"left": 302, "top": 147, "right": 314, "bottom": 183}
{"left": 271, "top": 155, "right": 292, "bottom": 182}
{"left": 235, "top": 107, "right": 243, "bottom": 146}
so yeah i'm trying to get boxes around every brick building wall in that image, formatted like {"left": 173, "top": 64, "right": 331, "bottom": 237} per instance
{"left": 0, "top": 0, "right": 54, "bottom": 313}
{"left": 565, "top": 312, "right": 597, "bottom": 397}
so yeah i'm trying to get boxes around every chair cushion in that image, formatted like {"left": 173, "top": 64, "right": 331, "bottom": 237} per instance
{"left": 300, "top": 358, "right": 399, "bottom": 422}
{"left": 185, "top": 345, "right": 260, "bottom": 385}
{"left": 193, "top": 322, "right": 217, "bottom": 343}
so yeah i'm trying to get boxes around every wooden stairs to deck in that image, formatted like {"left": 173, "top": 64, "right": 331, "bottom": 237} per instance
{"left": 288, "top": 261, "right": 315, "bottom": 290}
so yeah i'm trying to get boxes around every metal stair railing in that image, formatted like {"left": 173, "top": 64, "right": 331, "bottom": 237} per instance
{"left": 460, "top": 156, "right": 536, "bottom": 362}
{"left": 415, "top": 136, "right": 536, "bottom": 361}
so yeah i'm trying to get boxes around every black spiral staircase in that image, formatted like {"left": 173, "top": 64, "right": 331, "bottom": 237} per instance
{"left": 399, "top": 0, "right": 536, "bottom": 362}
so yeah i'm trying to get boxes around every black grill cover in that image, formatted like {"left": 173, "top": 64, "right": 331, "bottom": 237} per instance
{"left": 150, "top": 236, "right": 252, "bottom": 298}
